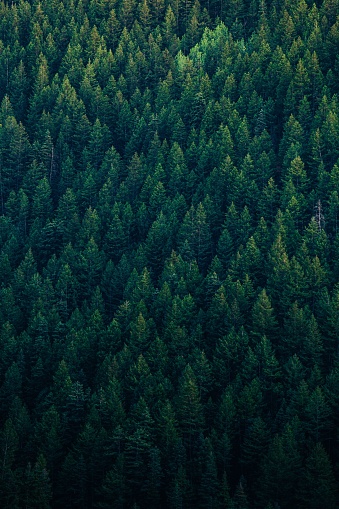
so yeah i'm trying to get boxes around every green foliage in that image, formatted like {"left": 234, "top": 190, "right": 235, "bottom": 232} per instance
{"left": 0, "top": 1, "right": 338, "bottom": 507}
{"left": 297, "top": 442, "right": 337, "bottom": 509}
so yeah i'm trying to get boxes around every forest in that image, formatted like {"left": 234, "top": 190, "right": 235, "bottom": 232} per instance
{"left": 0, "top": 0, "right": 339, "bottom": 507}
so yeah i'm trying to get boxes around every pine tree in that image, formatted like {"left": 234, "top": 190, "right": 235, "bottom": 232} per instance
{"left": 258, "top": 422, "right": 302, "bottom": 508}
{"left": 0, "top": 419, "right": 20, "bottom": 507}
{"left": 177, "top": 364, "right": 204, "bottom": 451}
{"left": 21, "top": 454, "right": 52, "bottom": 509}
{"left": 298, "top": 443, "right": 336, "bottom": 509}
{"left": 125, "top": 397, "right": 154, "bottom": 501}
{"left": 251, "top": 289, "right": 277, "bottom": 340}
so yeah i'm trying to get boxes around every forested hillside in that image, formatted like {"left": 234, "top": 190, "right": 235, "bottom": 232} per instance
{"left": 0, "top": 0, "right": 339, "bottom": 507}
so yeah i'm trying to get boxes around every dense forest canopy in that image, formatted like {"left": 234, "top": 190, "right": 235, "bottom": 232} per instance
{"left": 0, "top": 0, "right": 339, "bottom": 507}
